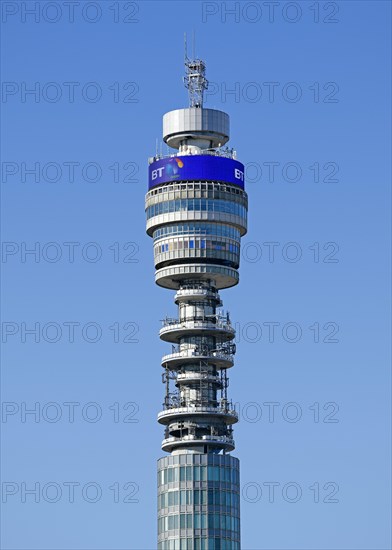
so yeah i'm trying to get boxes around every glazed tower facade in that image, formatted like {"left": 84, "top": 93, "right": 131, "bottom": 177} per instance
{"left": 145, "top": 56, "right": 247, "bottom": 550}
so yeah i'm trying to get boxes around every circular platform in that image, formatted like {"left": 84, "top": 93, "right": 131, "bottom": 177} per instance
{"left": 163, "top": 108, "right": 230, "bottom": 149}
{"left": 155, "top": 263, "right": 239, "bottom": 290}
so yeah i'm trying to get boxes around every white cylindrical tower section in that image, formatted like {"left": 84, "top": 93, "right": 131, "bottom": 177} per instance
{"left": 163, "top": 108, "right": 230, "bottom": 150}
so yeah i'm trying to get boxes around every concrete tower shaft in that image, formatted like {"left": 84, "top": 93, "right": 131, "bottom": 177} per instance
{"left": 146, "top": 55, "right": 246, "bottom": 550}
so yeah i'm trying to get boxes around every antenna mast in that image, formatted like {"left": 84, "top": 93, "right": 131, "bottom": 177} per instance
{"left": 183, "top": 32, "right": 208, "bottom": 108}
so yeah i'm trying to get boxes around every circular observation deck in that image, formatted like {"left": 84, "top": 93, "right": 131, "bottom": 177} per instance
{"left": 157, "top": 405, "right": 238, "bottom": 426}
{"left": 155, "top": 263, "right": 239, "bottom": 290}
{"left": 161, "top": 434, "right": 235, "bottom": 453}
{"left": 159, "top": 318, "right": 236, "bottom": 343}
{"left": 161, "top": 350, "right": 234, "bottom": 370}
{"left": 163, "top": 108, "right": 230, "bottom": 150}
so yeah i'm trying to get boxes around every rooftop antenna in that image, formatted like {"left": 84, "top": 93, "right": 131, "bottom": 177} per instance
{"left": 183, "top": 32, "right": 208, "bottom": 109}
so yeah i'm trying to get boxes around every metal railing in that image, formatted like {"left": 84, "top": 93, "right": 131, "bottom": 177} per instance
{"left": 161, "top": 317, "right": 234, "bottom": 332}
{"left": 159, "top": 403, "right": 238, "bottom": 419}
{"left": 161, "top": 435, "right": 235, "bottom": 445}
{"left": 162, "top": 350, "right": 234, "bottom": 364}
{"left": 152, "top": 147, "right": 236, "bottom": 162}
{"left": 175, "top": 286, "right": 220, "bottom": 299}
{"left": 175, "top": 372, "right": 221, "bottom": 382}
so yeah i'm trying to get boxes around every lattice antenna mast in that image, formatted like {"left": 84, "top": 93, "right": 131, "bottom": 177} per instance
{"left": 183, "top": 33, "right": 208, "bottom": 108}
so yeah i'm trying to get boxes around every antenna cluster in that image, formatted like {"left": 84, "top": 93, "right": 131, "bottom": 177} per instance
{"left": 183, "top": 32, "right": 208, "bottom": 108}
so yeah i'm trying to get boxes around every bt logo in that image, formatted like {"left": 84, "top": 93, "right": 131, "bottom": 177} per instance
{"left": 152, "top": 158, "right": 184, "bottom": 181}
{"left": 151, "top": 166, "right": 165, "bottom": 180}
{"left": 235, "top": 168, "right": 244, "bottom": 181}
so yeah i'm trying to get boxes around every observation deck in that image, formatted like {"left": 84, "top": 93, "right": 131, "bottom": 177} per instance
{"left": 161, "top": 349, "right": 234, "bottom": 370}
{"left": 161, "top": 434, "right": 235, "bottom": 453}
{"left": 163, "top": 108, "right": 229, "bottom": 149}
{"left": 159, "top": 317, "right": 235, "bottom": 343}
{"left": 157, "top": 404, "right": 238, "bottom": 426}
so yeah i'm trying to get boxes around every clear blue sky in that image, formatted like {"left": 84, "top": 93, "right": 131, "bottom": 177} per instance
{"left": 1, "top": 1, "right": 391, "bottom": 549}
